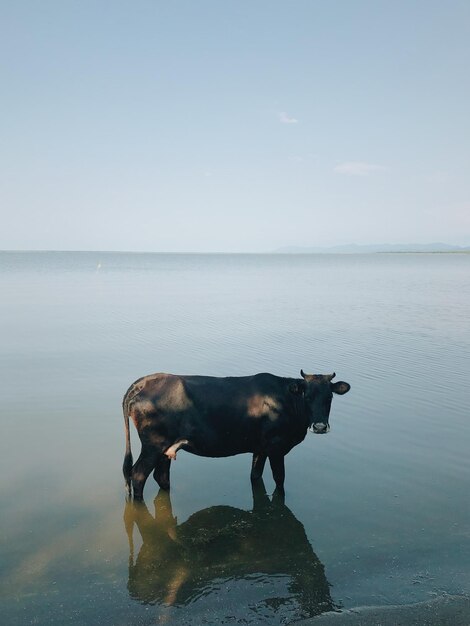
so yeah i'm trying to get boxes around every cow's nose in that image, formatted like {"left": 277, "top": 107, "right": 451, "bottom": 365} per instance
{"left": 313, "top": 422, "right": 327, "bottom": 432}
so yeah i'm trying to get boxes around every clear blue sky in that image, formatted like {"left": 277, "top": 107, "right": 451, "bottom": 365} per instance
{"left": 1, "top": 1, "right": 469, "bottom": 251}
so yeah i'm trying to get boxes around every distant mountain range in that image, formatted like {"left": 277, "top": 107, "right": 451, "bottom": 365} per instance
{"left": 274, "top": 243, "right": 470, "bottom": 254}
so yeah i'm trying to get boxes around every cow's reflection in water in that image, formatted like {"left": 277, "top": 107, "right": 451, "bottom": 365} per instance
{"left": 124, "top": 481, "right": 335, "bottom": 621}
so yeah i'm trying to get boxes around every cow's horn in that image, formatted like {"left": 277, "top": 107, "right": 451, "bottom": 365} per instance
{"left": 327, "top": 372, "right": 336, "bottom": 381}
{"left": 300, "top": 369, "right": 306, "bottom": 379}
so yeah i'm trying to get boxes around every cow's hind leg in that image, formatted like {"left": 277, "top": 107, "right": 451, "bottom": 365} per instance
{"left": 153, "top": 454, "right": 171, "bottom": 491}
{"left": 251, "top": 453, "right": 267, "bottom": 481}
{"left": 131, "top": 445, "right": 158, "bottom": 500}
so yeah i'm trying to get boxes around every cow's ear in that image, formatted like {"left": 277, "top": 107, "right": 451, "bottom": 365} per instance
{"left": 331, "top": 381, "right": 350, "bottom": 395}
{"left": 289, "top": 381, "right": 305, "bottom": 395}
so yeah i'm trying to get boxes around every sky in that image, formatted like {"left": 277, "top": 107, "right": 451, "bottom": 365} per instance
{"left": 1, "top": 0, "right": 470, "bottom": 252}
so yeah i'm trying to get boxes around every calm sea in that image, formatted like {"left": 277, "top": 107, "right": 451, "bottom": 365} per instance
{"left": 1, "top": 251, "right": 469, "bottom": 625}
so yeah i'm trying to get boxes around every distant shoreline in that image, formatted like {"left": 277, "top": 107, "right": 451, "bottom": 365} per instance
{"left": 274, "top": 243, "right": 470, "bottom": 254}
{"left": 377, "top": 250, "right": 470, "bottom": 254}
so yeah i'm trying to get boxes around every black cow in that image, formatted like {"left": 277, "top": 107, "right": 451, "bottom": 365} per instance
{"left": 122, "top": 370, "right": 350, "bottom": 499}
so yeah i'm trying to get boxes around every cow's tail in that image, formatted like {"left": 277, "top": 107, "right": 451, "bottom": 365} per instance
{"left": 122, "top": 395, "right": 133, "bottom": 496}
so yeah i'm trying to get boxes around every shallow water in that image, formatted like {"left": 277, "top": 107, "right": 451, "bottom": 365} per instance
{"left": 1, "top": 251, "right": 469, "bottom": 625}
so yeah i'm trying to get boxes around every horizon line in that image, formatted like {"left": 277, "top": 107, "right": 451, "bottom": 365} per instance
{"left": 1, "top": 244, "right": 470, "bottom": 255}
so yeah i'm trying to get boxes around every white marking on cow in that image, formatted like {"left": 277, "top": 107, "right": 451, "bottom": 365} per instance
{"left": 165, "top": 439, "right": 189, "bottom": 460}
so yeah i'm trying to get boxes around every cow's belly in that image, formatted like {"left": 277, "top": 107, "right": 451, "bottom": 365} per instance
{"left": 181, "top": 433, "right": 255, "bottom": 458}
{"left": 179, "top": 415, "right": 258, "bottom": 457}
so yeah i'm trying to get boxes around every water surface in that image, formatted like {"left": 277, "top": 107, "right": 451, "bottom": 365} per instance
{"left": 1, "top": 252, "right": 469, "bottom": 624}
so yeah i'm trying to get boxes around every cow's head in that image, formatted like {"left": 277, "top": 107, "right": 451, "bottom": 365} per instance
{"left": 293, "top": 370, "right": 350, "bottom": 434}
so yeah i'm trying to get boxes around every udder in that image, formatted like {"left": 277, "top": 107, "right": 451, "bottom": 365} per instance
{"left": 164, "top": 439, "right": 189, "bottom": 460}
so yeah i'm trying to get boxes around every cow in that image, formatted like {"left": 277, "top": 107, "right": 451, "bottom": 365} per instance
{"left": 122, "top": 370, "right": 350, "bottom": 499}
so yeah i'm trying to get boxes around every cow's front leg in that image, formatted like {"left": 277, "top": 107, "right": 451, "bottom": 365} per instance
{"left": 269, "top": 454, "right": 285, "bottom": 491}
{"left": 153, "top": 454, "right": 171, "bottom": 491}
{"left": 251, "top": 453, "right": 267, "bottom": 481}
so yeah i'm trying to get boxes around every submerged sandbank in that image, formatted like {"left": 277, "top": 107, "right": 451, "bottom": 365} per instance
{"left": 296, "top": 595, "right": 470, "bottom": 626}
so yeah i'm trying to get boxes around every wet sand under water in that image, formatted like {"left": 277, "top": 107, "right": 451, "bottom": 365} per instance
{"left": 298, "top": 595, "right": 470, "bottom": 625}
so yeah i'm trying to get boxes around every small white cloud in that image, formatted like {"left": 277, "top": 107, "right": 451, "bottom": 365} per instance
{"left": 279, "top": 111, "right": 298, "bottom": 124}
{"left": 334, "top": 161, "right": 387, "bottom": 176}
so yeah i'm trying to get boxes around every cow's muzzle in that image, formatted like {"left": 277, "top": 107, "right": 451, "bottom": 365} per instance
{"left": 310, "top": 423, "right": 330, "bottom": 434}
